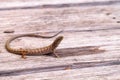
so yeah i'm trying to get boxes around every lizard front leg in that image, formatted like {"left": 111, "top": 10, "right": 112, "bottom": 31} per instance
{"left": 21, "top": 51, "right": 27, "bottom": 59}
{"left": 52, "top": 50, "right": 60, "bottom": 58}
{"left": 20, "top": 48, "right": 27, "bottom": 59}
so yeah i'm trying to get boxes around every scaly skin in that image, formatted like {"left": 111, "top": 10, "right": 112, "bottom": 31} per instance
{"left": 5, "top": 31, "right": 63, "bottom": 58}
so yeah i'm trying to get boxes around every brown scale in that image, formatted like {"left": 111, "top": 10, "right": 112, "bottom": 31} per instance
{"left": 5, "top": 31, "right": 63, "bottom": 59}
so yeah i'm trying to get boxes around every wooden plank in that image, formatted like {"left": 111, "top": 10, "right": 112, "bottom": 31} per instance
{"left": 0, "top": 28, "right": 120, "bottom": 70}
{"left": 0, "top": 5, "right": 120, "bottom": 31}
{"left": 0, "top": 1, "right": 120, "bottom": 80}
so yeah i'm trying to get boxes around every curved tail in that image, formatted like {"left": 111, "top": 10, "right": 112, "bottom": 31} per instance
{"left": 5, "top": 31, "right": 63, "bottom": 53}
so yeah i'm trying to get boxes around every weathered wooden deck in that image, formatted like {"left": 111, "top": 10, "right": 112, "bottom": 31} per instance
{"left": 0, "top": 0, "right": 120, "bottom": 80}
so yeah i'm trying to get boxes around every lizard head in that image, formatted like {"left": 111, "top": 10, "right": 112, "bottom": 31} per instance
{"left": 51, "top": 36, "right": 63, "bottom": 49}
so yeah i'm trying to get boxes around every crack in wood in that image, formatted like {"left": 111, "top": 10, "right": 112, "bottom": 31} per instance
{"left": 0, "top": 60, "right": 119, "bottom": 77}
{"left": 63, "top": 27, "right": 120, "bottom": 33}
{"left": 5, "top": 26, "right": 120, "bottom": 36}
{"left": 0, "top": 1, "right": 120, "bottom": 11}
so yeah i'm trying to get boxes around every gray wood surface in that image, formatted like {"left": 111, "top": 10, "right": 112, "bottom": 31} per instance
{"left": 0, "top": 0, "right": 120, "bottom": 80}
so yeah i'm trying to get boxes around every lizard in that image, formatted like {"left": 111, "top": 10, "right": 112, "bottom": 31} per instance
{"left": 5, "top": 31, "right": 63, "bottom": 59}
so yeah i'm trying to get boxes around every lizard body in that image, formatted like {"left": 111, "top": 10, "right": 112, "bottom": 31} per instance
{"left": 5, "top": 31, "right": 63, "bottom": 58}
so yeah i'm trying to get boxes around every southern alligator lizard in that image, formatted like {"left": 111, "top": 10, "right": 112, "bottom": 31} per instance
{"left": 5, "top": 31, "right": 63, "bottom": 59}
